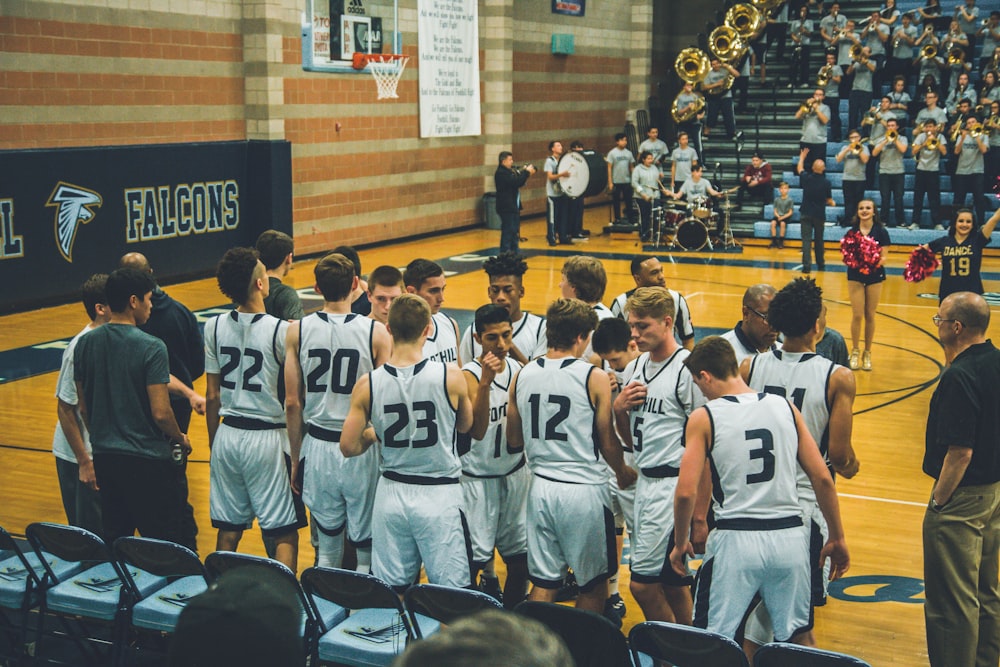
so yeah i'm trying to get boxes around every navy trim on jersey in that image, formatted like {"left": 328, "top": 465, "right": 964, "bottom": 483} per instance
{"left": 534, "top": 472, "right": 586, "bottom": 485}
{"left": 641, "top": 463, "right": 681, "bottom": 478}
{"left": 693, "top": 556, "right": 714, "bottom": 629}
{"left": 528, "top": 574, "right": 564, "bottom": 589}
{"left": 368, "top": 318, "right": 375, "bottom": 364}
{"left": 270, "top": 318, "right": 282, "bottom": 365}
{"left": 260, "top": 521, "right": 299, "bottom": 538}
{"left": 314, "top": 520, "right": 346, "bottom": 537}
{"left": 461, "top": 455, "right": 526, "bottom": 479}
{"left": 307, "top": 424, "right": 342, "bottom": 442}
{"left": 809, "top": 518, "right": 828, "bottom": 607}
{"left": 382, "top": 471, "right": 459, "bottom": 485}
{"left": 577, "top": 506, "right": 617, "bottom": 594}
{"left": 715, "top": 516, "right": 803, "bottom": 530}
{"left": 632, "top": 530, "right": 694, "bottom": 586}
{"left": 346, "top": 535, "right": 372, "bottom": 549}
{"left": 584, "top": 364, "right": 597, "bottom": 413}
{"left": 222, "top": 416, "right": 285, "bottom": 430}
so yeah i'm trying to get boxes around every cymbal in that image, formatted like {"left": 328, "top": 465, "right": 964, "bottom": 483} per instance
{"left": 718, "top": 201, "right": 738, "bottom": 210}
{"left": 663, "top": 198, "right": 686, "bottom": 207}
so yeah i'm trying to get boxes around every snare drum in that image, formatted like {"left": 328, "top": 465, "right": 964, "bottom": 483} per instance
{"left": 662, "top": 209, "right": 686, "bottom": 231}
{"left": 676, "top": 217, "right": 709, "bottom": 251}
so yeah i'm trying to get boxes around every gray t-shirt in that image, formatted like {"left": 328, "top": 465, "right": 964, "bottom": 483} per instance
{"left": 671, "top": 146, "right": 699, "bottom": 183}
{"left": 606, "top": 146, "right": 635, "bottom": 184}
{"left": 876, "top": 134, "right": 909, "bottom": 174}
{"left": 869, "top": 110, "right": 895, "bottom": 143}
{"left": 821, "top": 13, "right": 848, "bottom": 41}
{"left": 915, "top": 106, "right": 949, "bottom": 128}
{"left": 958, "top": 5, "right": 979, "bottom": 36}
{"left": 680, "top": 178, "right": 712, "bottom": 200}
{"left": 703, "top": 68, "right": 733, "bottom": 99}
{"left": 864, "top": 23, "right": 890, "bottom": 56}
{"left": 791, "top": 19, "right": 814, "bottom": 46}
{"left": 264, "top": 277, "right": 304, "bottom": 321}
{"left": 893, "top": 24, "right": 919, "bottom": 59}
{"left": 981, "top": 24, "right": 1000, "bottom": 56}
{"left": 842, "top": 147, "right": 869, "bottom": 181}
{"left": 955, "top": 134, "right": 987, "bottom": 174}
{"left": 914, "top": 132, "right": 947, "bottom": 171}
{"left": 919, "top": 56, "right": 944, "bottom": 83}
{"left": 836, "top": 31, "right": 858, "bottom": 65}
{"left": 801, "top": 103, "right": 831, "bottom": 143}
{"left": 773, "top": 195, "right": 795, "bottom": 217}
{"left": 851, "top": 61, "right": 875, "bottom": 92}
{"left": 74, "top": 324, "right": 172, "bottom": 460}
{"left": 638, "top": 138, "right": 669, "bottom": 165}
{"left": 823, "top": 65, "right": 844, "bottom": 97}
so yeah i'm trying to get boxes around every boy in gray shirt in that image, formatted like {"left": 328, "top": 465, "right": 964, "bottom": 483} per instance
{"left": 770, "top": 181, "right": 794, "bottom": 248}
{"left": 606, "top": 132, "right": 636, "bottom": 224}
{"left": 871, "top": 117, "right": 908, "bottom": 227}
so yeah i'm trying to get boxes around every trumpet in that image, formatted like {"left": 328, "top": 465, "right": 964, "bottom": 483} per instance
{"left": 798, "top": 98, "right": 818, "bottom": 114}
{"left": 848, "top": 138, "right": 870, "bottom": 154}
{"left": 922, "top": 43, "right": 938, "bottom": 59}
{"left": 861, "top": 109, "right": 882, "bottom": 126}
{"left": 817, "top": 64, "right": 834, "bottom": 87}
{"left": 970, "top": 121, "right": 986, "bottom": 138}
{"left": 885, "top": 128, "right": 899, "bottom": 142}
{"left": 948, "top": 46, "right": 966, "bottom": 65}
{"left": 925, "top": 136, "right": 941, "bottom": 150}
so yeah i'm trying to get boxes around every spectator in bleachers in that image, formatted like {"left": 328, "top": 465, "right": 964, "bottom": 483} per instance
{"left": 872, "top": 117, "right": 909, "bottom": 227}
{"left": 888, "top": 76, "right": 913, "bottom": 129}
{"left": 911, "top": 118, "right": 950, "bottom": 230}
{"left": 977, "top": 12, "right": 1000, "bottom": 72}
{"left": 889, "top": 13, "right": 919, "bottom": 84}
{"left": 736, "top": 152, "right": 774, "bottom": 209}
{"left": 797, "top": 88, "right": 832, "bottom": 168}
{"left": 836, "top": 129, "right": 871, "bottom": 225}
{"left": 791, "top": 6, "right": 816, "bottom": 89}
{"left": 986, "top": 99, "right": 1000, "bottom": 185}
{"left": 953, "top": 114, "right": 990, "bottom": 223}
{"left": 820, "top": 50, "right": 845, "bottom": 140}
{"left": 946, "top": 71, "right": 975, "bottom": 114}
{"left": 769, "top": 181, "right": 795, "bottom": 248}
{"left": 955, "top": 0, "right": 980, "bottom": 55}
{"left": 915, "top": 31, "right": 947, "bottom": 86}
{"left": 941, "top": 18, "right": 972, "bottom": 90}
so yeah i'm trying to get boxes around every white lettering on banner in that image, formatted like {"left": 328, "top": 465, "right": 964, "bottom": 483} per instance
{"left": 125, "top": 180, "right": 239, "bottom": 243}
{"left": 417, "top": 0, "right": 482, "bottom": 138}
{"left": 0, "top": 199, "right": 24, "bottom": 260}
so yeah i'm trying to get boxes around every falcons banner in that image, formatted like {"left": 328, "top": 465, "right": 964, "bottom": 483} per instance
{"left": 0, "top": 140, "right": 292, "bottom": 313}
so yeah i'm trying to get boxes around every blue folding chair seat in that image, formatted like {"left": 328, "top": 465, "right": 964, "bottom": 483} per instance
{"left": 45, "top": 561, "right": 165, "bottom": 621}
{"left": 754, "top": 641, "right": 872, "bottom": 666}
{"left": 130, "top": 575, "right": 207, "bottom": 633}
{"left": 0, "top": 549, "right": 83, "bottom": 610}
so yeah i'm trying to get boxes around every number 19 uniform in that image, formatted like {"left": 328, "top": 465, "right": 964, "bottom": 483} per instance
{"left": 205, "top": 311, "right": 298, "bottom": 538}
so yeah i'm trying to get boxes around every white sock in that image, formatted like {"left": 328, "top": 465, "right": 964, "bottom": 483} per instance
{"left": 355, "top": 546, "right": 372, "bottom": 574}
{"left": 316, "top": 531, "right": 345, "bottom": 569}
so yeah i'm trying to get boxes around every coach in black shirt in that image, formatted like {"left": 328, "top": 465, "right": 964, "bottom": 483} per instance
{"left": 796, "top": 148, "right": 835, "bottom": 274}
{"left": 923, "top": 291, "right": 1000, "bottom": 667}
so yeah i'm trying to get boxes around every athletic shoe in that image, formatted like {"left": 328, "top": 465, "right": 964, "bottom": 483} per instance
{"left": 603, "top": 606, "right": 623, "bottom": 629}
{"left": 849, "top": 348, "right": 860, "bottom": 370}
{"left": 580, "top": 229, "right": 592, "bottom": 236}
{"left": 907, "top": 223, "right": 920, "bottom": 231}
{"left": 934, "top": 224, "right": 946, "bottom": 231}
{"left": 555, "top": 572, "right": 579, "bottom": 602}
{"left": 862, "top": 350, "right": 872, "bottom": 371}
{"left": 605, "top": 593, "right": 627, "bottom": 620}
{"left": 479, "top": 575, "right": 503, "bottom": 604}
{"left": 777, "top": 239, "right": 785, "bottom": 248}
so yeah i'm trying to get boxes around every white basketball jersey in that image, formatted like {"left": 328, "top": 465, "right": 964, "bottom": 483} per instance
{"left": 623, "top": 349, "right": 704, "bottom": 470}
{"left": 459, "top": 357, "right": 523, "bottom": 477}
{"left": 703, "top": 392, "right": 802, "bottom": 523}
{"left": 747, "top": 350, "right": 837, "bottom": 503}
{"left": 298, "top": 312, "right": 375, "bottom": 431}
{"left": 459, "top": 312, "right": 547, "bottom": 363}
{"left": 370, "top": 360, "right": 461, "bottom": 479}
{"left": 515, "top": 356, "right": 604, "bottom": 485}
{"left": 610, "top": 288, "right": 694, "bottom": 342}
{"left": 205, "top": 311, "right": 288, "bottom": 422}
{"left": 422, "top": 311, "right": 460, "bottom": 365}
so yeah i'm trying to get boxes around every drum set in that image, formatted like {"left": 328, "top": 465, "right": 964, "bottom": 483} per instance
{"left": 647, "top": 189, "right": 739, "bottom": 251}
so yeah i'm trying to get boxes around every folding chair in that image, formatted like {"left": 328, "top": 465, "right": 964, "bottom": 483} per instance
{"left": 753, "top": 641, "right": 873, "bottom": 666}
{"left": 628, "top": 620, "right": 750, "bottom": 667}
{"left": 204, "top": 551, "right": 346, "bottom": 664}
{"left": 112, "top": 537, "right": 208, "bottom": 663}
{"left": 26, "top": 522, "right": 168, "bottom": 666}
{"left": 402, "top": 583, "right": 503, "bottom": 636}
{"left": 514, "top": 600, "right": 632, "bottom": 667}
{"left": 301, "top": 566, "right": 432, "bottom": 666}
{"left": 0, "top": 525, "right": 86, "bottom": 661}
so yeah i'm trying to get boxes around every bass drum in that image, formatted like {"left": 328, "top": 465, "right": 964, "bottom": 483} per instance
{"left": 676, "top": 217, "right": 709, "bottom": 251}
{"left": 558, "top": 150, "right": 609, "bottom": 198}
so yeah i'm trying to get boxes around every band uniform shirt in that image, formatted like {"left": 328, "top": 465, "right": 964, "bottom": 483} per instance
{"left": 877, "top": 133, "right": 909, "bottom": 174}
{"left": 842, "top": 146, "right": 869, "bottom": 182}
{"left": 606, "top": 147, "right": 636, "bottom": 185}
{"left": 544, "top": 155, "right": 563, "bottom": 198}
{"left": 802, "top": 105, "right": 832, "bottom": 144}
{"left": 670, "top": 146, "right": 699, "bottom": 183}
{"left": 915, "top": 132, "right": 947, "bottom": 172}
{"left": 703, "top": 68, "right": 733, "bottom": 99}
{"left": 955, "top": 134, "right": 987, "bottom": 174}
{"left": 822, "top": 65, "right": 844, "bottom": 98}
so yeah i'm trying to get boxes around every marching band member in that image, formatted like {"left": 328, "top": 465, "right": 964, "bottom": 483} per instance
{"left": 911, "top": 118, "right": 950, "bottom": 230}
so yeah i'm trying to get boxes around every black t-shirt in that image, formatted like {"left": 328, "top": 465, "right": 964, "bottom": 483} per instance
{"left": 924, "top": 340, "right": 1000, "bottom": 486}
{"left": 929, "top": 231, "right": 991, "bottom": 300}
{"left": 798, "top": 170, "right": 832, "bottom": 219}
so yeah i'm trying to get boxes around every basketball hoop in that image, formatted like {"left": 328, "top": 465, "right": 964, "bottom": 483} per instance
{"left": 352, "top": 53, "right": 408, "bottom": 100}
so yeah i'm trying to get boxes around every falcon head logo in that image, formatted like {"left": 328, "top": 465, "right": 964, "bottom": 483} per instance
{"left": 46, "top": 182, "right": 103, "bottom": 263}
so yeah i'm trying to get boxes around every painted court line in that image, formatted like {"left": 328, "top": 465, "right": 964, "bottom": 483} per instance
{"left": 839, "top": 492, "right": 927, "bottom": 508}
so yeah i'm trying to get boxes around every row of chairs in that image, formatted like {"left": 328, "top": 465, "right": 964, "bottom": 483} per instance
{"left": 0, "top": 522, "right": 872, "bottom": 666}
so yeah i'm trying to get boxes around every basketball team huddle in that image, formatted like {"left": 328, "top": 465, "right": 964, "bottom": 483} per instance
{"left": 188, "top": 243, "right": 855, "bottom": 654}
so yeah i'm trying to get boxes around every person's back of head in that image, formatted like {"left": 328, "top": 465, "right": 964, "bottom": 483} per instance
{"left": 314, "top": 252, "right": 357, "bottom": 302}
{"left": 392, "top": 610, "right": 573, "bottom": 667}
{"left": 388, "top": 294, "right": 432, "bottom": 344}
{"left": 546, "top": 298, "right": 599, "bottom": 351}
{"left": 216, "top": 247, "right": 262, "bottom": 306}
{"left": 81, "top": 273, "right": 109, "bottom": 322}
{"left": 591, "top": 317, "right": 631, "bottom": 356}
{"left": 332, "top": 245, "right": 363, "bottom": 278}
{"left": 562, "top": 256, "right": 607, "bottom": 304}
{"left": 105, "top": 268, "right": 156, "bottom": 314}
{"left": 255, "top": 229, "right": 294, "bottom": 271}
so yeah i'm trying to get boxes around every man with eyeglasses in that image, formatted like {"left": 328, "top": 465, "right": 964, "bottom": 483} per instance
{"left": 721, "top": 284, "right": 780, "bottom": 362}
{"left": 923, "top": 291, "right": 1000, "bottom": 667}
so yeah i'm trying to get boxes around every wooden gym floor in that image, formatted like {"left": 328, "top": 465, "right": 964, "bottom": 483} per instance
{"left": 2, "top": 205, "right": 989, "bottom": 666}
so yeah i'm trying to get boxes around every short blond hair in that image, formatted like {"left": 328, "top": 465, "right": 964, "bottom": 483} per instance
{"left": 561, "top": 256, "right": 607, "bottom": 303}
{"left": 388, "top": 294, "right": 431, "bottom": 344}
{"left": 626, "top": 286, "right": 675, "bottom": 321}
{"left": 546, "top": 298, "right": 599, "bottom": 350}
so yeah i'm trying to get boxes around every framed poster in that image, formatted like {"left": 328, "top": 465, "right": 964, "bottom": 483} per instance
{"left": 552, "top": 0, "right": 585, "bottom": 16}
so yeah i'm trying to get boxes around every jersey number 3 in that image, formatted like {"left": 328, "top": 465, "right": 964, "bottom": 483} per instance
{"left": 746, "top": 428, "right": 776, "bottom": 484}
{"left": 383, "top": 402, "right": 439, "bottom": 448}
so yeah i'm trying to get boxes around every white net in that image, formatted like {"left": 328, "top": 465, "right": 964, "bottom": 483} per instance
{"left": 368, "top": 55, "right": 408, "bottom": 100}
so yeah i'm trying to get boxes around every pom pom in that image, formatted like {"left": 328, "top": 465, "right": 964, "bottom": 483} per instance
{"left": 904, "top": 245, "right": 939, "bottom": 283}
{"left": 840, "top": 230, "right": 882, "bottom": 275}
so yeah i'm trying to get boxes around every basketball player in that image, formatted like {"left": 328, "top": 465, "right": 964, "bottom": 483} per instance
{"left": 560, "top": 256, "right": 613, "bottom": 359}
{"left": 403, "top": 258, "right": 461, "bottom": 365}
{"left": 204, "top": 248, "right": 299, "bottom": 570}
{"left": 591, "top": 317, "right": 641, "bottom": 623}
{"left": 53, "top": 274, "right": 108, "bottom": 535}
{"left": 460, "top": 304, "right": 529, "bottom": 608}
{"left": 608, "top": 255, "right": 695, "bottom": 351}
{"left": 341, "top": 294, "right": 474, "bottom": 590}
{"left": 740, "top": 278, "right": 859, "bottom": 657}
{"left": 722, "top": 283, "right": 779, "bottom": 361}
{"left": 284, "top": 253, "right": 391, "bottom": 571}
{"left": 458, "top": 253, "right": 547, "bottom": 365}
{"left": 613, "top": 287, "right": 704, "bottom": 624}
{"left": 507, "top": 298, "right": 638, "bottom": 614}
{"left": 670, "top": 336, "right": 850, "bottom": 644}
{"left": 366, "top": 265, "right": 404, "bottom": 326}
